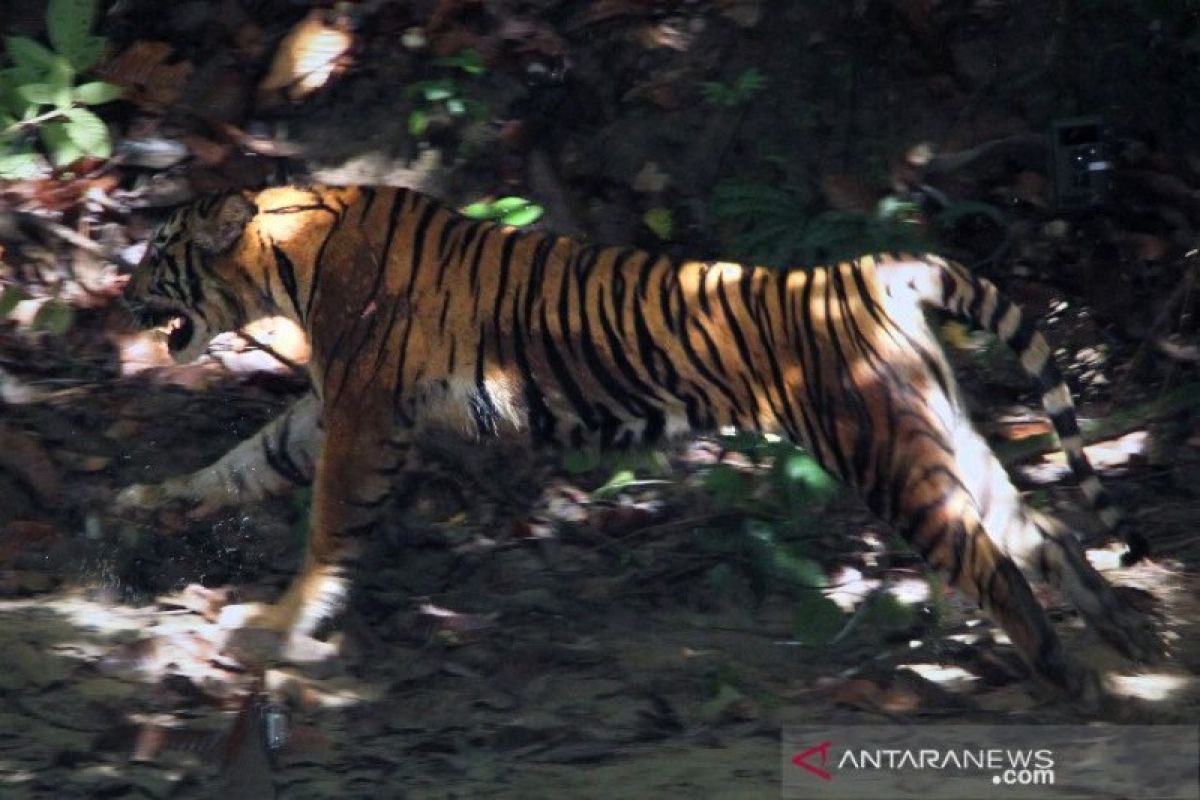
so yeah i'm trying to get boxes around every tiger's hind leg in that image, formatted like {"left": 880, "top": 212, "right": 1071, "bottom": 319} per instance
{"left": 888, "top": 469, "right": 1090, "bottom": 697}
{"left": 219, "top": 393, "right": 402, "bottom": 663}
{"left": 1012, "top": 509, "right": 1162, "bottom": 663}
{"left": 948, "top": 413, "right": 1163, "bottom": 664}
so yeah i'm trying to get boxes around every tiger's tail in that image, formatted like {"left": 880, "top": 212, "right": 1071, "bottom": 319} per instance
{"left": 903, "top": 254, "right": 1147, "bottom": 566}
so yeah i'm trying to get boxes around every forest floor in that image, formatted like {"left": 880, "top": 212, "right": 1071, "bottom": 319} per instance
{"left": 1, "top": 1, "right": 1199, "bottom": 797}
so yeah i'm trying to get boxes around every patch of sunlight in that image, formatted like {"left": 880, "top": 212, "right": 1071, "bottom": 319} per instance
{"left": 1107, "top": 672, "right": 1193, "bottom": 702}
{"left": 1084, "top": 543, "right": 1129, "bottom": 572}
{"left": 265, "top": 668, "right": 380, "bottom": 709}
{"left": 826, "top": 567, "right": 877, "bottom": 611}
{"left": 1, "top": 593, "right": 378, "bottom": 710}
{"left": 0, "top": 594, "right": 145, "bottom": 636}
{"left": 898, "top": 662, "right": 979, "bottom": 689}
{"left": 1044, "top": 430, "right": 1148, "bottom": 469}
{"left": 946, "top": 632, "right": 986, "bottom": 646}
{"left": 0, "top": 765, "right": 37, "bottom": 785}
{"left": 827, "top": 572, "right": 930, "bottom": 613}
{"left": 887, "top": 576, "right": 931, "bottom": 605}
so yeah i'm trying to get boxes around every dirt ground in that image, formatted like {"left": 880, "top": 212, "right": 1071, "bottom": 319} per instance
{"left": 1, "top": 1, "right": 1199, "bottom": 798}
{"left": 0, "top": 363, "right": 1197, "bottom": 799}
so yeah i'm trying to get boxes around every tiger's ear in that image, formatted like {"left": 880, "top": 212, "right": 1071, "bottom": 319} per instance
{"left": 195, "top": 193, "right": 258, "bottom": 253}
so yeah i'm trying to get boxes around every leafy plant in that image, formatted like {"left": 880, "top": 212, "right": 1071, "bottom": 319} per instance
{"left": 405, "top": 49, "right": 486, "bottom": 138}
{"left": 0, "top": 284, "right": 76, "bottom": 335}
{"left": 0, "top": 0, "right": 122, "bottom": 179}
{"left": 700, "top": 67, "right": 767, "bottom": 108}
{"left": 713, "top": 180, "right": 930, "bottom": 266}
{"left": 460, "top": 196, "right": 544, "bottom": 227}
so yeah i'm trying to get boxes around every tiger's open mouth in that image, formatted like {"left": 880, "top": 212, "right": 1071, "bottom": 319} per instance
{"left": 135, "top": 305, "right": 196, "bottom": 354}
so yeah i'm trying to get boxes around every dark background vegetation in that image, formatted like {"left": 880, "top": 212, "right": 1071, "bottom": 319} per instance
{"left": 0, "top": 1, "right": 1198, "bottom": 797}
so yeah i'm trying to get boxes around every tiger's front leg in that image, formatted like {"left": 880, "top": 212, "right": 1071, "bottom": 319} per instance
{"left": 116, "top": 392, "right": 321, "bottom": 519}
{"left": 218, "top": 396, "right": 403, "bottom": 663}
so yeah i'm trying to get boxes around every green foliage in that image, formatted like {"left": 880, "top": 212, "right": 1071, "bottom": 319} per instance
{"left": 405, "top": 49, "right": 487, "bottom": 138}
{"left": 0, "top": 284, "right": 29, "bottom": 317}
{"left": 592, "top": 468, "right": 638, "bottom": 501}
{"left": 0, "top": 287, "right": 76, "bottom": 335}
{"left": 30, "top": 298, "right": 74, "bottom": 334}
{"left": 0, "top": 0, "right": 120, "bottom": 178}
{"left": 431, "top": 49, "right": 485, "bottom": 75}
{"left": 700, "top": 68, "right": 767, "bottom": 108}
{"left": 713, "top": 180, "right": 930, "bottom": 266}
{"left": 697, "top": 435, "right": 841, "bottom": 608}
{"left": 643, "top": 207, "right": 673, "bottom": 240}
{"left": 460, "top": 196, "right": 545, "bottom": 227}
{"left": 860, "top": 590, "right": 919, "bottom": 633}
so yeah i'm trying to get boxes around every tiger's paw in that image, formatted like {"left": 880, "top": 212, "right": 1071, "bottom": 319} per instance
{"left": 218, "top": 602, "right": 338, "bottom": 666}
{"left": 114, "top": 479, "right": 225, "bottom": 520}
{"left": 1089, "top": 597, "right": 1165, "bottom": 665}
{"left": 1063, "top": 665, "right": 1106, "bottom": 711}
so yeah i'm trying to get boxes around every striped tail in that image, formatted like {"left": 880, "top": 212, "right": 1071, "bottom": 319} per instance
{"left": 918, "top": 255, "right": 1147, "bottom": 566}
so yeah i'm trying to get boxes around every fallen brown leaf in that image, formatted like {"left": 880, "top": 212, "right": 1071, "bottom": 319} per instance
{"left": 101, "top": 41, "right": 194, "bottom": 112}
{"left": 157, "top": 583, "right": 233, "bottom": 622}
{"left": 258, "top": 9, "right": 353, "bottom": 102}
{"left": 0, "top": 426, "right": 61, "bottom": 504}
{"left": 831, "top": 677, "right": 922, "bottom": 713}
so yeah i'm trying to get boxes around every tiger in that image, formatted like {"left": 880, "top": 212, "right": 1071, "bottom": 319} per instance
{"left": 121, "top": 184, "right": 1159, "bottom": 698}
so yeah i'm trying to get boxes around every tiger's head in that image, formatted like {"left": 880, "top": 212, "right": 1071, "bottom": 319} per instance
{"left": 124, "top": 191, "right": 260, "bottom": 364}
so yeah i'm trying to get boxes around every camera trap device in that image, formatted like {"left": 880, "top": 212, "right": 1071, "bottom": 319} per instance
{"left": 1051, "top": 116, "right": 1112, "bottom": 211}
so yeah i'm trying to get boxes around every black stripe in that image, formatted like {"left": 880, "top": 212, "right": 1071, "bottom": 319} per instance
{"left": 406, "top": 199, "right": 441, "bottom": 303}
{"left": 1007, "top": 317, "right": 1037, "bottom": 356}
{"left": 540, "top": 304, "right": 596, "bottom": 429}
{"left": 271, "top": 244, "right": 303, "bottom": 320}
{"left": 986, "top": 296, "right": 1011, "bottom": 333}
{"left": 263, "top": 202, "right": 340, "bottom": 216}
{"left": 262, "top": 416, "right": 308, "bottom": 486}
{"left": 471, "top": 329, "right": 501, "bottom": 436}
{"left": 492, "top": 232, "right": 519, "bottom": 363}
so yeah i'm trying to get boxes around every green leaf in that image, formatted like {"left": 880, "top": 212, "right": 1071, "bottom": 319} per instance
{"left": 770, "top": 551, "right": 827, "bottom": 590}
{"left": 63, "top": 106, "right": 109, "bottom": 156}
{"left": 460, "top": 200, "right": 500, "bottom": 220}
{"left": 0, "top": 80, "right": 25, "bottom": 118}
{"left": 780, "top": 451, "right": 835, "bottom": 493}
{"left": 15, "top": 83, "right": 56, "bottom": 105}
{"left": 862, "top": 592, "right": 917, "bottom": 633}
{"left": 500, "top": 203, "right": 543, "bottom": 227}
{"left": 791, "top": 591, "right": 845, "bottom": 646}
{"left": 445, "top": 97, "right": 465, "bottom": 116}
{"left": 39, "top": 121, "right": 83, "bottom": 166}
{"left": 491, "top": 196, "right": 530, "bottom": 214}
{"left": 592, "top": 469, "right": 636, "bottom": 500}
{"left": 5, "top": 37, "right": 57, "bottom": 73}
{"left": 0, "top": 284, "right": 30, "bottom": 317}
{"left": 407, "top": 108, "right": 428, "bottom": 137}
{"left": 73, "top": 81, "right": 122, "bottom": 105}
{"left": 562, "top": 448, "right": 601, "bottom": 474}
{"left": 422, "top": 85, "right": 453, "bottom": 102}
{"left": 47, "top": 0, "right": 97, "bottom": 64}
{"left": 433, "top": 49, "right": 484, "bottom": 75}
{"left": 3, "top": 63, "right": 43, "bottom": 90}
{"left": 31, "top": 299, "right": 75, "bottom": 335}
{"left": 46, "top": 56, "right": 75, "bottom": 109}
{"left": 67, "top": 36, "right": 105, "bottom": 72}
{"left": 703, "top": 464, "right": 750, "bottom": 509}
{"left": 643, "top": 207, "right": 673, "bottom": 240}
{"left": 735, "top": 67, "right": 766, "bottom": 93}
